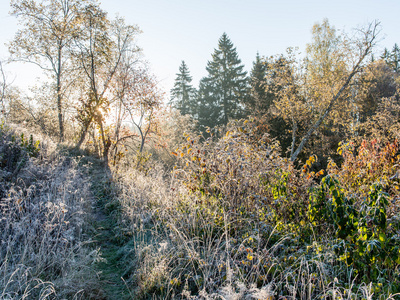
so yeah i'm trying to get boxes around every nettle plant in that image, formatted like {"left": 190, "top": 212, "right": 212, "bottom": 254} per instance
{"left": 0, "top": 125, "right": 41, "bottom": 179}
{"left": 264, "top": 154, "right": 324, "bottom": 235}
{"left": 309, "top": 175, "right": 400, "bottom": 283}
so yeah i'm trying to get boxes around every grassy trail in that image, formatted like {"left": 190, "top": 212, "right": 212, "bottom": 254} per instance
{"left": 86, "top": 159, "right": 133, "bottom": 300}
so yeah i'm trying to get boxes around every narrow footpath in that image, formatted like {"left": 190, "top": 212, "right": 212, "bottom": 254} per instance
{"left": 86, "top": 158, "right": 133, "bottom": 300}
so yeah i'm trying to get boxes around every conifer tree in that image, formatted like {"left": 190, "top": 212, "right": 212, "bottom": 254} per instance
{"left": 381, "top": 44, "right": 400, "bottom": 73}
{"left": 247, "top": 53, "right": 274, "bottom": 116}
{"left": 170, "top": 61, "right": 197, "bottom": 116}
{"left": 390, "top": 44, "right": 399, "bottom": 73}
{"left": 381, "top": 47, "right": 390, "bottom": 62}
{"left": 197, "top": 79, "right": 220, "bottom": 130}
{"left": 197, "top": 33, "right": 248, "bottom": 129}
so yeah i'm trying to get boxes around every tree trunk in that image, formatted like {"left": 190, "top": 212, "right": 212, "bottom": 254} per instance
{"left": 291, "top": 74, "right": 356, "bottom": 161}
{"left": 290, "top": 119, "right": 297, "bottom": 158}
{"left": 57, "top": 44, "right": 64, "bottom": 142}
{"left": 291, "top": 66, "right": 362, "bottom": 162}
{"left": 290, "top": 27, "right": 377, "bottom": 162}
{"left": 75, "top": 119, "right": 92, "bottom": 149}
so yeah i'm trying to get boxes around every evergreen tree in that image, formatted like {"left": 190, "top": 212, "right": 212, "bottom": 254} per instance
{"left": 197, "top": 33, "right": 248, "bottom": 129}
{"left": 382, "top": 44, "right": 400, "bottom": 73}
{"left": 247, "top": 52, "right": 274, "bottom": 116}
{"left": 390, "top": 43, "right": 400, "bottom": 73}
{"left": 170, "top": 61, "right": 197, "bottom": 116}
{"left": 197, "top": 79, "right": 220, "bottom": 130}
{"left": 381, "top": 47, "right": 390, "bottom": 61}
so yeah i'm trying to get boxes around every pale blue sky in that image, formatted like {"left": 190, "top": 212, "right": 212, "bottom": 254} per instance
{"left": 0, "top": 0, "right": 399, "bottom": 96}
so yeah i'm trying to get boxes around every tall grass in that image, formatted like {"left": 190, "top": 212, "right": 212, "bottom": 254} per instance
{"left": 0, "top": 124, "right": 103, "bottom": 299}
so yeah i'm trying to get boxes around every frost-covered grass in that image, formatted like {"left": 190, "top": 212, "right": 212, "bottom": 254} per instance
{"left": 2, "top": 120, "right": 400, "bottom": 299}
{"left": 0, "top": 124, "right": 103, "bottom": 299}
{"left": 112, "top": 120, "right": 400, "bottom": 299}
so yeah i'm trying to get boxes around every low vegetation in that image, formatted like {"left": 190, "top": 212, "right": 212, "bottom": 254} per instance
{"left": 1, "top": 1, "right": 400, "bottom": 299}
{"left": 110, "top": 120, "right": 400, "bottom": 299}
{"left": 0, "top": 124, "right": 107, "bottom": 299}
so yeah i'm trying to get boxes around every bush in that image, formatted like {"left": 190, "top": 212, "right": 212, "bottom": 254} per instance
{"left": 310, "top": 175, "right": 400, "bottom": 286}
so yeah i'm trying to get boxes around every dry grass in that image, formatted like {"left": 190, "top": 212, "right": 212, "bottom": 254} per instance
{"left": 0, "top": 124, "right": 103, "bottom": 299}
{"left": 113, "top": 165, "right": 400, "bottom": 299}
{"left": 111, "top": 121, "right": 400, "bottom": 299}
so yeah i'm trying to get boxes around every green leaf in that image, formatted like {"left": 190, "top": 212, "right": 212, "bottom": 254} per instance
{"left": 379, "top": 232, "right": 386, "bottom": 243}
{"left": 360, "top": 233, "right": 368, "bottom": 241}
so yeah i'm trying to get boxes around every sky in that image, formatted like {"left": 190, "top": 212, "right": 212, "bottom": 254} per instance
{"left": 0, "top": 0, "right": 399, "bottom": 98}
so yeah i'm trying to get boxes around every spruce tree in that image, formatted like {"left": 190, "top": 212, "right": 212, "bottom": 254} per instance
{"left": 382, "top": 44, "right": 400, "bottom": 73}
{"left": 247, "top": 52, "right": 274, "bottom": 116}
{"left": 197, "top": 79, "right": 220, "bottom": 130}
{"left": 197, "top": 33, "right": 248, "bottom": 129}
{"left": 170, "top": 60, "right": 197, "bottom": 116}
{"left": 390, "top": 44, "right": 400, "bottom": 73}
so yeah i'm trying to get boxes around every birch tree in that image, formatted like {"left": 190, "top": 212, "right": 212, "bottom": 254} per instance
{"left": 271, "top": 20, "right": 380, "bottom": 161}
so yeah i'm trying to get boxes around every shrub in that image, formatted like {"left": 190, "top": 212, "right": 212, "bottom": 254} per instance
{"left": 309, "top": 175, "right": 400, "bottom": 288}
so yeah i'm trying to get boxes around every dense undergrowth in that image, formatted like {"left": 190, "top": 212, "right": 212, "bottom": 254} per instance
{"left": 113, "top": 119, "right": 400, "bottom": 299}
{"left": 1, "top": 119, "right": 400, "bottom": 299}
